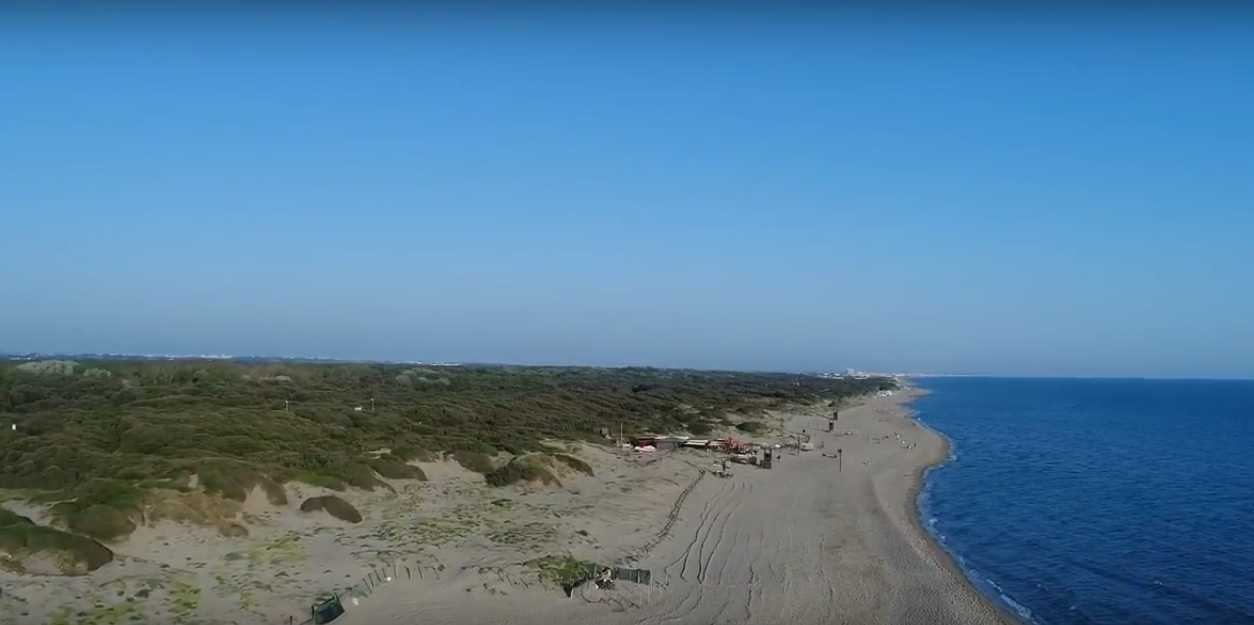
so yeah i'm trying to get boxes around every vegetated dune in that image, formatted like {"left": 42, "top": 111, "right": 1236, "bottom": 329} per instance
{"left": 299, "top": 495, "right": 363, "bottom": 523}
{"left": 0, "top": 508, "right": 112, "bottom": 575}
{"left": 484, "top": 454, "right": 563, "bottom": 487}
{"left": 0, "top": 359, "right": 911, "bottom": 623}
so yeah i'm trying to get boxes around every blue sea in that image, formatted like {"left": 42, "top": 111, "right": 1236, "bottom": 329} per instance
{"left": 911, "top": 377, "right": 1254, "bottom": 625}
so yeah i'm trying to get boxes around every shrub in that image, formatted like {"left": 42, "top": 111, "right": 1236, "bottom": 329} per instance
{"left": 63, "top": 504, "right": 136, "bottom": 542}
{"left": 49, "top": 479, "right": 144, "bottom": 541}
{"left": 299, "top": 496, "right": 362, "bottom": 523}
{"left": 196, "top": 460, "right": 287, "bottom": 504}
{"left": 0, "top": 522, "right": 114, "bottom": 574}
{"left": 338, "top": 463, "right": 385, "bottom": 490}
{"left": 526, "top": 555, "right": 599, "bottom": 593}
{"left": 218, "top": 523, "right": 249, "bottom": 538}
{"left": 450, "top": 450, "right": 495, "bottom": 474}
{"left": 390, "top": 446, "right": 438, "bottom": 463}
{"left": 485, "top": 456, "right": 561, "bottom": 487}
{"left": 736, "top": 421, "right": 766, "bottom": 434}
{"left": 369, "top": 456, "right": 427, "bottom": 480}
{"left": 552, "top": 453, "right": 593, "bottom": 476}
{"left": 0, "top": 508, "right": 33, "bottom": 527}
{"left": 688, "top": 422, "right": 713, "bottom": 436}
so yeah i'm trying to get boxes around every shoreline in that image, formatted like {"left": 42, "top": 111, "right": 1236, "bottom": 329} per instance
{"left": 900, "top": 384, "right": 1025, "bottom": 625}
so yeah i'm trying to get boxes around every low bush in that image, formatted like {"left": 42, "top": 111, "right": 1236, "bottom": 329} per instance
{"left": 450, "top": 450, "right": 495, "bottom": 474}
{"left": 369, "top": 455, "right": 427, "bottom": 480}
{"left": 736, "top": 421, "right": 766, "bottom": 434}
{"left": 62, "top": 504, "right": 136, "bottom": 541}
{"left": 390, "top": 445, "right": 437, "bottom": 463}
{"left": 299, "top": 496, "right": 362, "bottom": 523}
{"left": 339, "top": 463, "right": 385, "bottom": 490}
{"left": 526, "top": 555, "right": 599, "bottom": 593}
{"left": 0, "top": 523, "right": 114, "bottom": 574}
{"left": 485, "top": 456, "right": 561, "bottom": 487}
{"left": 196, "top": 460, "right": 287, "bottom": 504}
{"left": 553, "top": 453, "right": 593, "bottom": 476}
{"left": 49, "top": 479, "right": 144, "bottom": 541}
{"left": 0, "top": 508, "right": 32, "bottom": 527}
{"left": 0, "top": 504, "right": 114, "bottom": 574}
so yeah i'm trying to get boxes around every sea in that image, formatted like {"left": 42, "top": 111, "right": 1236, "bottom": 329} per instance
{"left": 911, "top": 377, "right": 1254, "bottom": 625}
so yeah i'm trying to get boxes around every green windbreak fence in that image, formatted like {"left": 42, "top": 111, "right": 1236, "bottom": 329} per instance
{"left": 311, "top": 595, "right": 345, "bottom": 624}
{"left": 612, "top": 567, "right": 652, "bottom": 585}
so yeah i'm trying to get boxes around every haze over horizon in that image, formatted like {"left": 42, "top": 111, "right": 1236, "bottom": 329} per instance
{"left": 3, "top": 5, "right": 1253, "bottom": 379}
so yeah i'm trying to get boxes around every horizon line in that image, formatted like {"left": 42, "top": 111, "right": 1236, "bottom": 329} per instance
{"left": 2, "top": 350, "right": 1251, "bottom": 382}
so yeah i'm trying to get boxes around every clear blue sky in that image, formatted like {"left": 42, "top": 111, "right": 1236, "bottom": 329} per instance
{"left": 2, "top": 5, "right": 1252, "bottom": 378}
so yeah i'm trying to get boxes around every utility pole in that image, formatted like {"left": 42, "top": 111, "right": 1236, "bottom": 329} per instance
{"left": 837, "top": 448, "right": 843, "bottom": 472}
{"left": 284, "top": 399, "right": 290, "bottom": 412}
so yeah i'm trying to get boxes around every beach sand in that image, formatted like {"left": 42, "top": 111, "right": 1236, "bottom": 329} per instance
{"left": 0, "top": 389, "right": 1012, "bottom": 625}
{"left": 337, "top": 389, "right": 1012, "bottom": 625}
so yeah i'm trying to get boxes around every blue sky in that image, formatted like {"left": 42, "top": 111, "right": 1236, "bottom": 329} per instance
{"left": 2, "top": 5, "right": 1252, "bottom": 377}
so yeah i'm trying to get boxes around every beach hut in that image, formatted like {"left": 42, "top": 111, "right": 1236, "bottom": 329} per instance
{"left": 653, "top": 435, "right": 689, "bottom": 451}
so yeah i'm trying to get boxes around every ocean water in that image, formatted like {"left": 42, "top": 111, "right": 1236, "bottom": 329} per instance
{"left": 912, "top": 377, "right": 1254, "bottom": 625}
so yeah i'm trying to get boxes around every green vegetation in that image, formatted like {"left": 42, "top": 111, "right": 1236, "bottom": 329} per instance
{"left": 736, "top": 421, "right": 767, "bottom": 434}
{"left": 0, "top": 359, "right": 894, "bottom": 537}
{"left": 369, "top": 454, "right": 427, "bottom": 480}
{"left": 552, "top": 453, "right": 593, "bottom": 476}
{"left": 0, "top": 505, "right": 113, "bottom": 574}
{"left": 389, "top": 445, "right": 437, "bottom": 462}
{"left": 450, "top": 450, "right": 496, "bottom": 474}
{"left": 485, "top": 455, "right": 561, "bottom": 487}
{"left": 299, "top": 496, "right": 363, "bottom": 523}
{"left": 49, "top": 479, "right": 144, "bottom": 541}
{"left": 687, "top": 422, "right": 714, "bottom": 436}
{"left": 196, "top": 459, "right": 287, "bottom": 504}
{"left": 526, "top": 555, "right": 600, "bottom": 591}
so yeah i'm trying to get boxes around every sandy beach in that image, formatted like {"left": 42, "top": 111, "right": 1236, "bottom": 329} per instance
{"left": 333, "top": 389, "right": 1012, "bottom": 625}
{"left": 0, "top": 389, "right": 1011, "bottom": 625}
